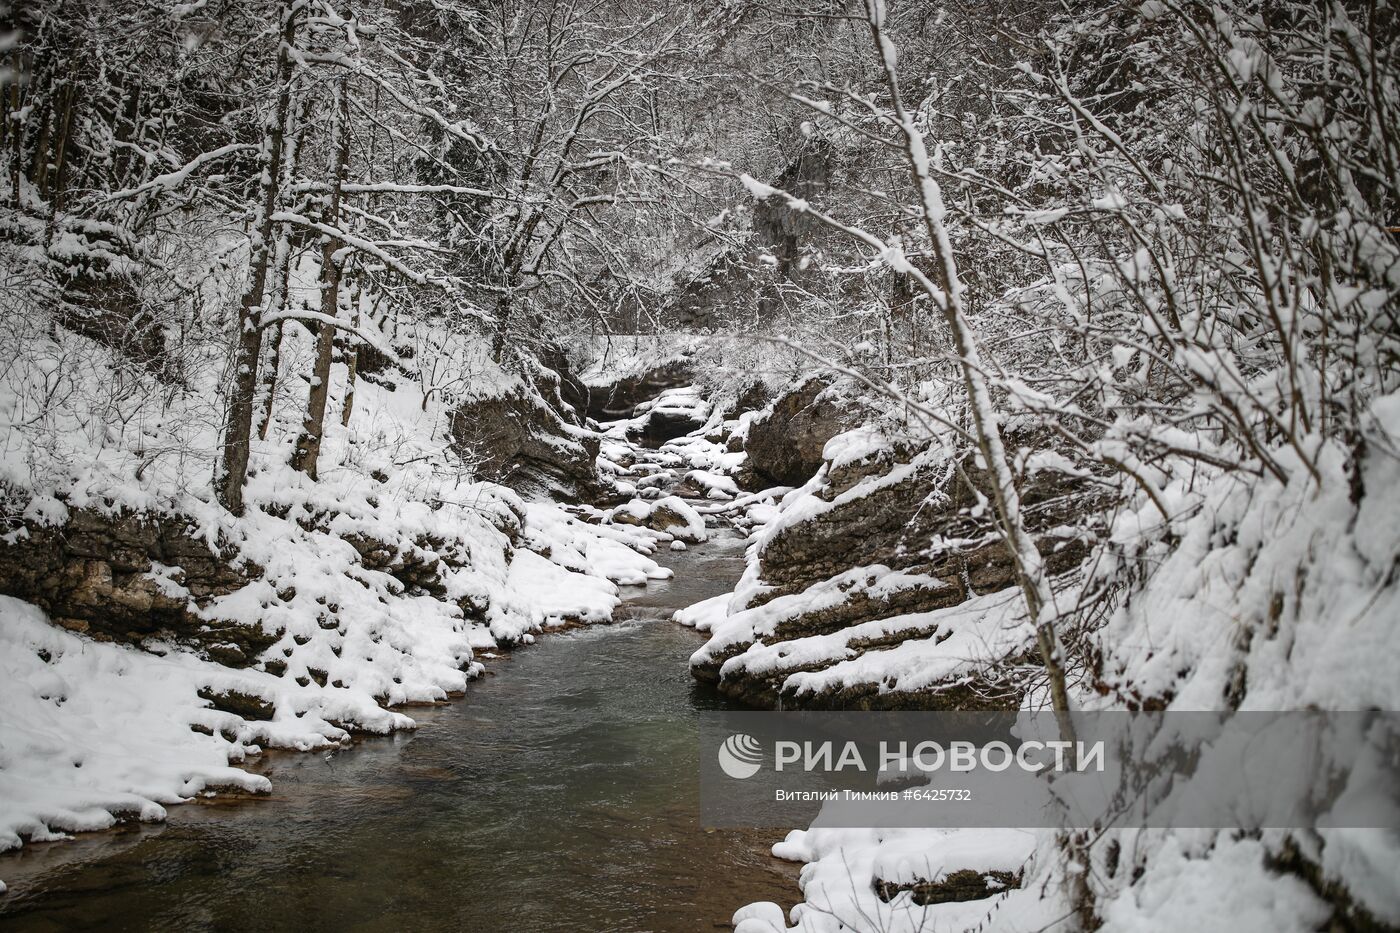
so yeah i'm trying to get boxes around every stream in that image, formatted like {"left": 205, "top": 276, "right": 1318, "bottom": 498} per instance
{"left": 0, "top": 532, "right": 798, "bottom": 931}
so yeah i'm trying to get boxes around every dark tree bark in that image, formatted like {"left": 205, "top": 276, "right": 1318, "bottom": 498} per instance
{"left": 215, "top": 1, "right": 301, "bottom": 514}
{"left": 43, "top": 81, "right": 77, "bottom": 244}
{"left": 340, "top": 278, "right": 361, "bottom": 428}
{"left": 291, "top": 76, "right": 351, "bottom": 479}
{"left": 4, "top": 59, "right": 16, "bottom": 205}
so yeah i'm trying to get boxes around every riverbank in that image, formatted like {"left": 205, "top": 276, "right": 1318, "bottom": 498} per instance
{"left": 0, "top": 531, "right": 803, "bottom": 931}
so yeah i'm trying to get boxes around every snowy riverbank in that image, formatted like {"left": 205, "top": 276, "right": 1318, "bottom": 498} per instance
{"left": 0, "top": 317, "right": 689, "bottom": 858}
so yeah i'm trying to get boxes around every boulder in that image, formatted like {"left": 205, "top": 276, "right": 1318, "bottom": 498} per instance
{"left": 639, "top": 407, "right": 706, "bottom": 446}
{"left": 448, "top": 383, "right": 600, "bottom": 500}
{"left": 690, "top": 570, "right": 966, "bottom": 686}
{"left": 715, "top": 379, "right": 776, "bottom": 421}
{"left": 633, "top": 388, "right": 710, "bottom": 447}
{"left": 647, "top": 498, "right": 708, "bottom": 542}
{"left": 608, "top": 496, "right": 708, "bottom": 542}
{"left": 743, "top": 376, "right": 861, "bottom": 487}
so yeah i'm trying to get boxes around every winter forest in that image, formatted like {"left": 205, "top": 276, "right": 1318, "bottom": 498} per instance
{"left": 0, "top": 0, "right": 1397, "bottom": 929}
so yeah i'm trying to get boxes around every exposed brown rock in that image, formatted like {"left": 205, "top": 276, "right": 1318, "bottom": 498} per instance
{"left": 700, "top": 430, "right": 1110, "bottom": 711}
{"left": 717, "top": 379, "right": 776, "bottom": 421}
{"left": 586, "top": 359, "right": 697, "bottom": 421}
{"left": 759, "top": 444, "right": 1105, "bottom": 600}
{"left": 197, "top": 687, "right": 276, "bottom": 721}
{"left": 533, "top": 344, "right": 591, "bottom": 424}
{"left": 743, "top": 376, "right": 864, "bottom": 487}
{"left": 0, "top": 507, "right": 276, "bottom": 666}
{"left": 637, "top": 406, "right": 706, "bottom": 447}
{"left": 690, "top": 576, "right": 965, "bottom": 685}
{"left": 341, "top": 532, "right": 449, "bottom": 598}
{"left": 448, "top": 384, "right": 601, "bottom": 500}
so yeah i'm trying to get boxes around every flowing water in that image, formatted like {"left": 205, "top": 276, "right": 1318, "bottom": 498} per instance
{"left": 0, "top": 532, "right": 799, "bottom": 932}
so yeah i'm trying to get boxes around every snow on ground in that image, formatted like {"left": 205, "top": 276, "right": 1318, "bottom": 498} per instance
{"left": 690, "top": 564, "right": 948, "bottom": 671}
{"left": 721, "top": 586, "right": 1036, "bottom": 702}
{"left": 1091, "top": 415, "right": 1400, "bottom": 712}
{"left": 709, "top": 388, "right": 1400, "bottom": 932}
{"left": 0, "top": 311, "right": 691, "bottom": 860}
{"left": 0, "top": 594, "right": 344, "bottom": 850}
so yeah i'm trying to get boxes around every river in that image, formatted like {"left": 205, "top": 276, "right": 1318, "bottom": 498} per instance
{"left": 0, "top": 532, "right": 798, "bottom": 931}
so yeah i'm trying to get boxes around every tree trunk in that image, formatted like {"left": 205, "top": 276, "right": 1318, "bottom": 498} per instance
{"left": 861, "top": 0, "right": 1075, "bottom": 736}
{"left": 255, "top": 235, "right": 295, "bottom": 441}
{"left": 7, "top": 51, "right": 22, "bottom": 205}
{"left": 215, "top": 1, "right": 301, "bottom": 514}
{"left": 44, "top": 82, "right": 77, "bottom": 245}
{"left": 291, "top": 77, "right": 351, "bottom": 479}
{"left": 340, "top": 279, "right": 361, "bottom": 428}
{"left": 256, "top": 94, "right": 313, "bottom": 442}
{"left": 491, "top": 290, "right": 512, "bottom": 362}
{"left": 258, "top": 320, "right": 286, "bottom": 441}
{"left": 30, "top": 95, "right": 50, "bottom": 194}
{"left": 863, "top": 2, "right": 1088, "bottom": 924}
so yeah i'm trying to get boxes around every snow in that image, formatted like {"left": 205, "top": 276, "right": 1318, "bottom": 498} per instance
{"left": 821, "top": 424, "right": 898, "bottom": 473}
{"left": 504, "top": 550, "right": 619, "bottom": 628}
{"left": 1, "top": 595, "right": 288, "bottom": 851}
{"left": 1094, "top": 406, "right": 1400, "bottom": 711}
{"left": 705, "top": 383, "right": 1400, "bottom": 931}
{"left": 739, "top": 173, "right": 779, "bottom": 201}
{"left": 0, "top": 303, "right": 684, "bottom": 854}
{"left": 605, "top": 495, "right": 709, "bottom": 544}
{"left": 869, "top": 828, "right": 1037, "bottom": 886}
{"left": 1095, "top": 835, "right": 1328, "bottom": 933}
{"left": 733, "top": 901, "right": 786, "bottom": 933}
{"left": 673, "top": 592, "right": 729, "bottom": 632}
{"left": 690, "top": 564, "right": 949, "bottom": 671}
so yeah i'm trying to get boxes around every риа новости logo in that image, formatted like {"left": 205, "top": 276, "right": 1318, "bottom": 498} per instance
{"left": 718, "top": 733, "right": 763, "bottom": 779}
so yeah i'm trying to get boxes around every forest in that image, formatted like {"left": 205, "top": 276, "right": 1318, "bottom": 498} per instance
{"left": 0, "top": 0, "right": 1397, "bottom": 930}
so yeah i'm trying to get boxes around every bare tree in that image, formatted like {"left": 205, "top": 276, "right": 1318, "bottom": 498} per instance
{"left": 215, "top": 0, "right": 304, "bottom": 514}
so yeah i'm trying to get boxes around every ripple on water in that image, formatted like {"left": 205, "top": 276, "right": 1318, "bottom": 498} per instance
{"left": 0, "top": 531, "right": 798, "bottom": 932}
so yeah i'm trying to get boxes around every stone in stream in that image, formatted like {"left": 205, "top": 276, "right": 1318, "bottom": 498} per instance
{"left": 608, "top": 496, "right": 709, "bottom": 543}
{"left": 631, "top": 387, "right": 711, "bottom": 448}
